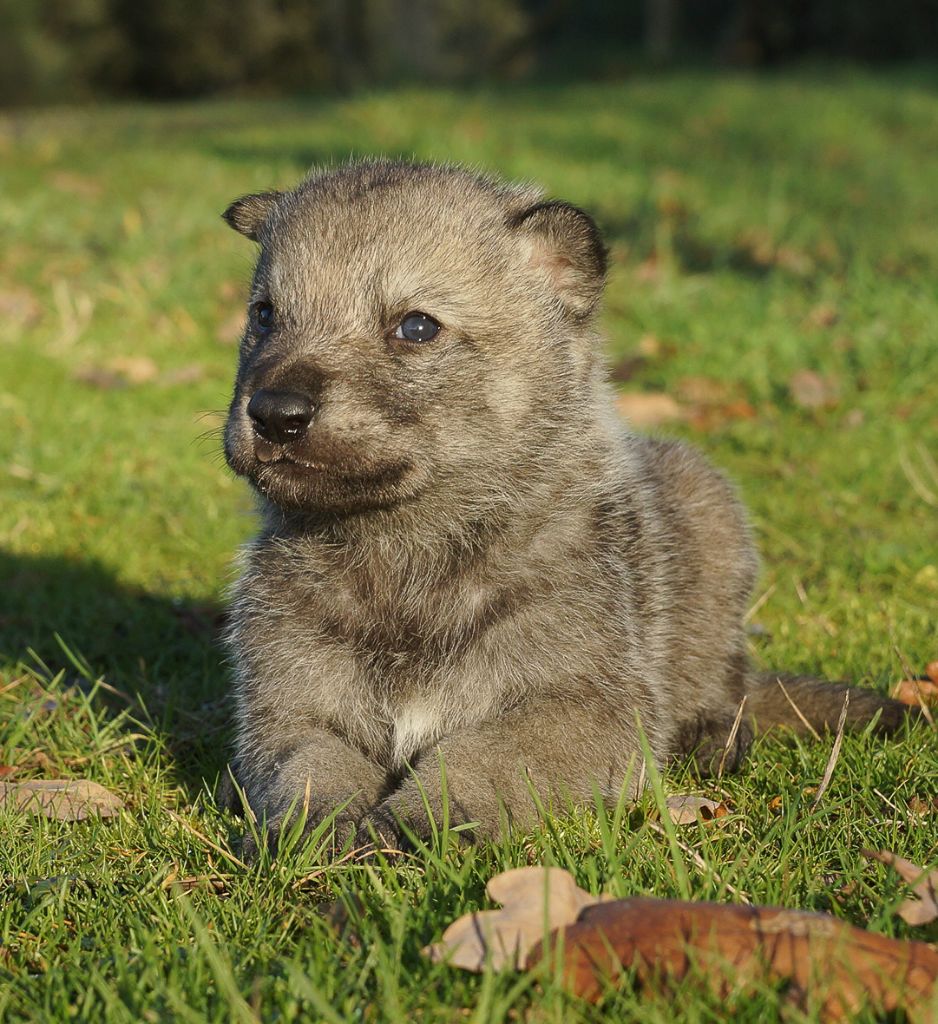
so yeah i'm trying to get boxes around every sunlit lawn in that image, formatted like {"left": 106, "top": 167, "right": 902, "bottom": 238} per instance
{"left": 1, "top": 70, "right": 936, "bottom": 1021}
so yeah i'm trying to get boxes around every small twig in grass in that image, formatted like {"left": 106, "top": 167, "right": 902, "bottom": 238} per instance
{"left": 899, "top": 445, "right": 937, "bottom": 506}
{"left": 0, "top": 676, "right": 28, "bottom": 698}
{"left": 66, "top": 732, "right": 150, "bottom": 765}
{"left": 648, "top": 820, "right": 750, "bottom": 903}
{"left": 744, "top": 582, "right": 777, "bottom": 623}
{"left": 91, "top": 677, "right": 134, "bottom": 705}
{"left": 873, "top": 788, "right": 902, "bottom": 816}
{"left": 903, "top": 679, "right": 936, "bottom": 727}
{"left": 777, "top": 680, "right": 822, "bottom": 741}
{"left": 891, "top": 641, "right": 935, "bottom": 727}
{"left": 812, "top": 691, "right": 849, "bottom": 810}
{"left": 291, "top": 844, "right": 407, "bottom": 889}
{"left": 166, "top": 808, "right": 248, "bottom": 871}
{"left": 717, "top": 695, "right": 747, "bottom": 779}
{"left": 891, "top": 641, "right": 920, "bottom": 686}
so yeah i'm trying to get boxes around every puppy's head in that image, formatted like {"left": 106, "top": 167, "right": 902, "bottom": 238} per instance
{"left": 222, "top": 160, "right": 607, "bottom": 515}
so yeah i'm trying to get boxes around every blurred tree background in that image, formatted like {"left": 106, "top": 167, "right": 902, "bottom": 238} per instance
{"left": 1, "top": 0, "right": 937, "bottom": 106}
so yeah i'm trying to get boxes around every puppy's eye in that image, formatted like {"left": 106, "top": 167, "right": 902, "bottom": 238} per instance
{"left": 394, "top": 312, "right": 440, "bottom": 343}
{"left": 252, "top": 301, "right": 274, "bottom": 333}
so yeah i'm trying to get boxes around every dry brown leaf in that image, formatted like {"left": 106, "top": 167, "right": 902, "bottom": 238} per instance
{"left": 687, "top": 399, "right": 757, "bottom": 432}
{"left": 0, "top": 779, "right": 124, "bottom": 820}
{"left": 805, "top": 303, "right": 840, "bottom": 329}
{"left": 615, "top": 392, "right": 683, "bottom": 428}
{"left": 160, "top": 364, "right": 205, "bottom": 386}
{"left": 108, "top": 356, "right": 158, "bottom": 384}
{"left": 215, "top": 310, "right": 247, "bottom": 346}
{"left": 0, "top": 287, "right": 43, "bottom": 330}
{"left": 216, "top": 280, "right": 241, "bottom": 303}
{"left": 908, "top": 796, "right": 938, "bottom": 816}
{"left": 423, "top": 866, "right": 602, "bottom": 970}
{"left": 637, "top": 333, "right": 662, "bottom": 357}
{"left": 75, "top": 356, "right": 159, "bottom": 390}
{"left": 665, "top": 794, "right": 728, "bottom": 825}
{"left": 608, "top": 353, "right": 646, "bottom": 383}
{"left": 50, "top": 171, "right": 103, "bottom": 200}
{"left": 669, "top": 377, "right": 758, "bottom": 431}
{"left": 528, "top": 897, "right": 938, "bottom": 1021}
{"left": 676, "top": 377, "right": 730, "bottom": 406}
{"left": 863, "top": 849, "right": 938, "bottom": 926}
{"left": 162, "top": 868, "right": 229, "bottom": 895}
{"left": 892, "top": 678, "right": 938, "bottom": 708}
{"left": 789, "top": 370, "right": 840, "bottom": 410}
{"left": 635, "top": 254, "right": 661, "bottom": 283}
{"left": 774, "top": 246, "right": 815, "bottom": 276}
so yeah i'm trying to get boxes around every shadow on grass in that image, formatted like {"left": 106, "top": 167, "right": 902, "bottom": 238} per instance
{"left": 0, "top": 551, "right": 231, "bottom": 788}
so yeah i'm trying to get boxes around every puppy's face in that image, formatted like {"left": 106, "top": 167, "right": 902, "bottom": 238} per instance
{"left": 222, "top": 162, "right": 606, "bottom": 516}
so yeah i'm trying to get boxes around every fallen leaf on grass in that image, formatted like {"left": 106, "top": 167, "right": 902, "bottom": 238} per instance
{"left": 615, "top": 392, "right": 683, "bottom": 428}
{"left": 215, "top": 310, "right": 247, "bottom": 346}
{"left": 608, "top": 353, "right": 647, "bottom": 383}
{"left": 686, "top": 398, "right": 757, "bottom": 432}
{"left": 50, "top": 171, "right": 103, "bottom": 200}
{"left": 664, "top": 794, "right": 729, "bottom": 825}
{"left": 675, "top": 376, "right": 729, "bottom": 406}
{"left": 892, "top": 678, "right": 938, "bottom": 708}
{"left": 162, "top": 867, "right": 229, "bottom": 896}
{"left": 789, "top": 370, "right": 840, "bottom": 410}
{"left": 615, "top": 379, "right": 757, "bottom": 433}
{"left": 74, "top": 357, "right": 207, "bottom": 390}
{"left": 0, "top": 287, "right": 43, "bottom": 330}
{"left": 429, "top": 867, "right": 938, "bottom": 1020}
{"left": 424, "top": 866, "right": 604, "bottom": 970}
{"left": 635, "top": 254, "right": 662, "bottom": 283}
{"left": 159, "top": 364, "right": 205, "bottom": 386}
{"left": 0, "top": 779, "right": 124, "bottom": 820}
{"left": 102, "top": 355, "right": 158, "bottom": 384}
{"left": 529, "top": 896, "right": 938, "bottom": 1020}
{"left": 908, "top": 796, "right": 938, "bottom": 816}
{"left": 863, "top": 849, "right": 938, "bottom": 926}
{"left": 805, "top": 303, "right": 840, "bottom": 329}
{"left": 75, "top": 356, "right": 159, "bottom": 389}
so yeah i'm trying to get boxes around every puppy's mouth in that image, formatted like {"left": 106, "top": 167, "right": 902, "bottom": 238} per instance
{"left": 253, "top": 437, "right": 329, "bottom": 470}
{"left": 224, "top": 417, "right": 421, "bottom": 512}
{"left": 248, "top": 436, "right": 413, "bottom": 494}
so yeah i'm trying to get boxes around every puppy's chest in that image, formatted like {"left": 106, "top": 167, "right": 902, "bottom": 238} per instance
{"left": 282, "top": 581, "right": 506, "bottom": 763}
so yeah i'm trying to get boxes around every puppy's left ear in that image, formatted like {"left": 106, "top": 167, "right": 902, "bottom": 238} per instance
{"left": 222, "top": 190, "right": 282, "bottom": 241}
{"left": 509, "top": 200, "right": 608, "bottom": 318}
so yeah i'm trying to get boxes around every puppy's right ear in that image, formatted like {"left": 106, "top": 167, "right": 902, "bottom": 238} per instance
{"left": 222, "top": 191, "right": 282, "bottom": 241}
{"left": 509, "top": 200, "right": 608, "bottom": 320}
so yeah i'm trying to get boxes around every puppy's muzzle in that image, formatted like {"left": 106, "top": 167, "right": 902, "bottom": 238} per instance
{"left": 247, "top": 389, "right": 316, "bottom": 445}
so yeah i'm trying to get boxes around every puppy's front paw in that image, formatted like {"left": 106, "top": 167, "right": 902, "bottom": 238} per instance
{"left": 354, "top": 804, "right": 409, "bottom": 853}
{"left": 241, "top": 808, "right": 357, "bottom": 862}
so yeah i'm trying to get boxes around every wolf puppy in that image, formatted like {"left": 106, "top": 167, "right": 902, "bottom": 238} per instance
{"left": 220, "top": 160, "right": 909, "bottom": 853}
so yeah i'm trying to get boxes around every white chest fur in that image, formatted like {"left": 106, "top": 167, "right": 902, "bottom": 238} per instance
{"left": 391, "top": 701, "right": 447, "bottom": 768}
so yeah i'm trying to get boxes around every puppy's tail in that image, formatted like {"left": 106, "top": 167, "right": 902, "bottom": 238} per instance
{"left": 746, "top": 673, "right": 915, "bottom": 736}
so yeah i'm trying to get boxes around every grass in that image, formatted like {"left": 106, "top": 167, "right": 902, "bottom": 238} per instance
{"left": 1, "top": 68, "right": 937, "bottom": 1022}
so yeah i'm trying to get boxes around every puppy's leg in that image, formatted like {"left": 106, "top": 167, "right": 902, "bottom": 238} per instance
{"left": 230, "top": 728, "right": 388, "bottom": 858}
{"left": 358, "top": 699, "right": 658, "bottom": 848}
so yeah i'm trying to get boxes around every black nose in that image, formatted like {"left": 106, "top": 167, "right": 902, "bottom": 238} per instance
{"left": 247, "top": 389, "right": 315, "bottom": 444}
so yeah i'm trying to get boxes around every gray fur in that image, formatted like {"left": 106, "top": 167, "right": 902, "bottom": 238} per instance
{"left": 219, "top": 159, "right": 912, "bottom": 853}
